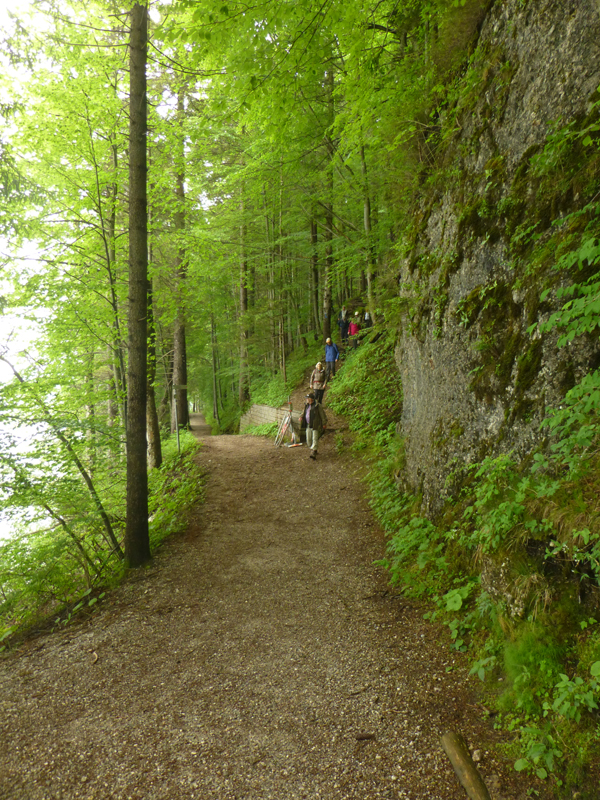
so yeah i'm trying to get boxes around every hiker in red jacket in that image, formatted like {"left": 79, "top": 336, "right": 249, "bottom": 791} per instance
{"left": 348, "top": 313, "right": 361, "bottom": 349}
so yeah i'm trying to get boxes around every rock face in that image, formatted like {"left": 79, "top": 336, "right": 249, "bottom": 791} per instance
{"left": 396, "top": 0, "right": 600, "bottom": 515}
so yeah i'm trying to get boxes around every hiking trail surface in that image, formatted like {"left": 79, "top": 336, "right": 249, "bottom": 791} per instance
{"left": 0, "top": 408, "right": 544, "bottom": 800}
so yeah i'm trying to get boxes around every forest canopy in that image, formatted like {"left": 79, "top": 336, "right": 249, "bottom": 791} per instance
{"left": 0, "top": 0, "right": 469, "bottom": 544}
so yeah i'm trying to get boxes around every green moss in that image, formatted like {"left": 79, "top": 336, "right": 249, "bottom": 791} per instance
{"left": 495, "top": 328, "right": 522, "bottom": 384}
{"left": 457, "top": 196, "right": 494, "bottom": 239}
{"left": 515, "top": 338, "right": 543, "bottom": 393}
{"left": 501, "top": 624, "right": 566, "bottom": 715}
{"left": 431, "top": 417, "right": 465, "bottom": 451}
{"left": 456, "top": 280, "right": 515, "bottom": 329}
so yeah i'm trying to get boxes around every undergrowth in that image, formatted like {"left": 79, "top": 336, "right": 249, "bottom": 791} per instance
{"left": 326, "top": 332, "right": 403, "bottom": 455}
{"left": 0, "top": 431, "right": 205, "bottom": 648}
{"left": 330, "top": 204, "right": 600, "bottom": 794}
{"left": 250, "top": 340, "right": 324, "bottom": 409}
{"left": 242, "top": 422, "right": 279, "bottom": 437}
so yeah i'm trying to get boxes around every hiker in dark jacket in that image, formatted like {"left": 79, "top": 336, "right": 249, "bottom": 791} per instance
{"left": 337, "top": 306, "right": 349, "bottom": 343}
{"left": 324, "top": 337, "right": 339, "bottom": 380}
{"left": 299, "top": 392, "right": 327, "bottom": 460}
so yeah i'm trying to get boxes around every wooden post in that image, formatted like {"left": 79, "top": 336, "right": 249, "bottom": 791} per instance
{"left": 440, "top": 732, "right": 491, "bottom": 800}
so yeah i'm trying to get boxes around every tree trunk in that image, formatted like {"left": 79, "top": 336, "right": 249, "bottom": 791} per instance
{"left": 360, "top": 144, "right": 377, "bottom": 319}
{"left": 125, "top": 0, "right": 150, "bottom": 568}
{"left": 85, "top": 351, "right": 96, "bottom": 474}
{"left": 210, "top": 313, "right": 220, "bottom": 427}
{"left": 238, "top": 188, "right": 250, "bottom": 408}
{"left": 147, "top": 277, "right": 162, "bottom": 469}
{"left": 310, "top": 218, "right": 320, "bottom": 337}
{"left": 106, "top": 140, "right": 127, "bottom": 433}
{"left": 263, "top": 189, "right": 277, "bottom": 372}
{"left": 171, "top": 87, "right": 189, "bottom": 432}
{"left": 322, "top": 65, "right": 335, "bottom": 341}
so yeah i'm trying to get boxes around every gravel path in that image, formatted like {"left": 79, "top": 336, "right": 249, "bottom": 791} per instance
{"left": 0, "top": 414, "right": 541, "bottom": 799}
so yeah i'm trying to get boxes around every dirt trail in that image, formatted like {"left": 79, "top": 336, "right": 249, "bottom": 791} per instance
{"left": 0, "top": 413, "right": 537, "bottom": 800}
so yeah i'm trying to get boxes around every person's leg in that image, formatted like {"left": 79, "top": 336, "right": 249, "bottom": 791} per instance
{"left": 311, "top": 428, "right": 320, "bottom": 456}
{"left": 307, "top": 427, "right": 317, "bottom": 458}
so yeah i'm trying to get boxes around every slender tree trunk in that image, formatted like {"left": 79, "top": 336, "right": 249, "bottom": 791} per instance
{"left": 280, "top": 317, "right": 287, "bottom": 385}
{"left": 107, "top": 364, "right": 118, "bottom": 428}
{"left": 101, "top": 143, "right": 128, "bottom": 434}
{"left": 125, "top": 1, "right": 150, "bottom": 568}
{"left": 263, "top": 187, "right": 277, "bottom": 372}
{"left": 86, "top": 351, "right": 96, "bottom": 474}
{"left": 278, "top": 166, "right": 289, "bottom": 371}
{"left": 238, "top": 187, "right": 250, "bottom": 408}
{"left": 171, "top": 88, "right": 189, "bottom": 432}
{"left": 310, "top": 218, "right": 320, "bottom": 337}
{"left": 147, "top": 277, "right": 162, "bottom": 468}
{"left": 103, "top": 139, "right": 127, "bottom": 433}
{"left": 210, "top": 313, "right": 220, "bottom": 427}
{"left": 360, "top": 144, "right": 377, "bottom": 319}
{"left": 322, "top": 65, "right": 335, "bottom": 341}
{"left": 42, "top": 503, "right": 100, "bottom": 582}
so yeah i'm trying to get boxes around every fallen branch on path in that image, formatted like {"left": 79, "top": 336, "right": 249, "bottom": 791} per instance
{"left": 347, "top": 685, "right": 371, "bottom": 697}
{"left": 440, "top": 732, "right": 491, "bottom": 800}
{"left": 355, "top": 732, "right": 376, "bottom": 741}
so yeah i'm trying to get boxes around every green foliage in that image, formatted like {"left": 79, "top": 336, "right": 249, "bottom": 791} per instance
{"left": 327, "top": 333, "right": 403, "bottom": 451}
{"left": 2, "top": 0, "right": 600, "bottom": 787}
{"left": 513, "top": 726, "right": 563, "bottom": 782}
{"left": 148, "top": 432, "right": 206, "bottom": 550}
{"left": 242, "top": 422, "right": 279, "bottom": 437}
{"left": 0, "top": 431, "right": 205, "bottom": 644}
{"left": 502, "top": 628, "right": 565, "bottom": 715}
{"left": 250, "top": 341, "right": 323, "bottom": 409}
{"left": 362, "top": 191, "right": 600, "bottom": 787}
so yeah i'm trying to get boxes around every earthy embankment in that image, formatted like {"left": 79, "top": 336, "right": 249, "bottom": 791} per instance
{"left": 0, "top": 413, "right": 543, "bottom": 799}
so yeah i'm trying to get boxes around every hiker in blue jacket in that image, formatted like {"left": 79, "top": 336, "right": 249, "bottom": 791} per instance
{"left": 324, "top": 337, "right": 339, "bottom": 380}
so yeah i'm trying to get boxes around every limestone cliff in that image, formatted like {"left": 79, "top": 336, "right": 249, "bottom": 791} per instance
{"left": 396, "top": 0, "right": 600, "bottom": 515}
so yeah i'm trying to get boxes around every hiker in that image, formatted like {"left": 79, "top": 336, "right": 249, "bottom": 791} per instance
{"left": 363, "top": 309, "right": 373, "bottom": 328}
{"left": 310, "top": 361, "right": 327, "bottom": 403}
{"left": 348, "top": 312, "right": 361, "bottom": 349}
{"left": 337, "top": 306, "right": 349, "bottom": 344}
{"left": 325, "top": 337, "right": 339, "bottom": 380}
{"left": 300, "top": 392, "right": 327, "bottom": 460}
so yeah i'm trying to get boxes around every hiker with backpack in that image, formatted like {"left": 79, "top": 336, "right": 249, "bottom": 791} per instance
{"left": 310, "top": 362, "right": 327, "bottom": 403}
{"left": 300, "top": 392, "right": 327, "bottom": 460}
{"left": 324, "top": 337, "right": 339, "bottom": 380}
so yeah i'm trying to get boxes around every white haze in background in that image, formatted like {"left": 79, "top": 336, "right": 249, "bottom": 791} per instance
{"left": 0, "top": 0, "right": 54, "bottom": 542}
{"left": 0, "top": 288, "right": 44, "bottom": 542}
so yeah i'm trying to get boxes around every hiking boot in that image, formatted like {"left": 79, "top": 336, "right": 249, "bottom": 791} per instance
{"left": 310, "top": 451, "right": 316, "bottom": 460}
